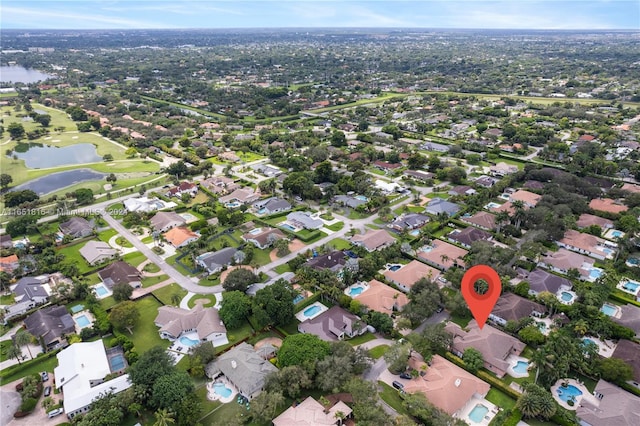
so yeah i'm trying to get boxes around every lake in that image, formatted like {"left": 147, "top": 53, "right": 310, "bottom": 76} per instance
{"left": 15, "top": 169, "right": 106, "bottom": 195}
{"left": 0, "top": 65, "right": 55, "bottom": 84}
{"left": 10, "top": 143, "right": 103, "bottom": 168}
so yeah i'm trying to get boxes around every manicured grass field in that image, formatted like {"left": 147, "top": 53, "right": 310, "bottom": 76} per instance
{"left": 378, "top": 381, "right": 410, "bottom": 416}
{"left": 328, "top": 238, "right": 352, "bottom": 250}
{"left": 122, "top": 251, "right": 147, "bottom": 267}
{"left": 152, "top": 283, "right": 188, "bottom": 306}
{"left": 142, "top": 262, "right": 161, "bottom": 273}
{"left": 215, "top": 321, "right": 254, "bottom": 354}
{"left": 141, "top": 274, "right": 169, "bottom": 288}
{"left": 251, "top": 247, "right": 272, "bottom": 266}
{"left": 369, "top": 345, "right": 390, "bottom": 359}
{"left": 97, "top": 228, "right": 118, "bottom": 243}
{"left": 188, "top": 294, "right": 217, "bottom": 308}
{"left": 347, "top": 332, "right": 376, "bottom": 346}
{"left": 274, "top": 264, "right": 291, "bottom": 274}
{"left": 57, "top": 241, "right": 94, "bottom": 274}
{"left": 486, "top": 388, "right": 516, "bottom": 410}
{"left": 326, "top": 221, "right": 344, "bottom": 231}
{"left": 129, "top": 296, "right": 171, "bottom": 353}
{"left": 0, "top": 353, "right": 59, "bottom": 385}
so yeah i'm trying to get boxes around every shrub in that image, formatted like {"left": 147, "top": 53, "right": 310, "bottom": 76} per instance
{"left": 19, "top": 397, "right": 37, "bottom": 412}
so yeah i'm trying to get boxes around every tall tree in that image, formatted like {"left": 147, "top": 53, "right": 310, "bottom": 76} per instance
{"left": 109, "top": 301, "right": 140, "bottom": 334}
{"left": 14, "top": 330, "right": 34, "bottom": 360}
{"left": 153, "top": 408, "right": 176, "bottom": 426}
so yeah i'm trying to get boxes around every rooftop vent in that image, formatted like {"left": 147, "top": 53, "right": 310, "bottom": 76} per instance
{"left": 231, "top": 360, "right": 237, "bottom": 369}
{"left": 454, "top": 378, "right": 461, "bottom": 387}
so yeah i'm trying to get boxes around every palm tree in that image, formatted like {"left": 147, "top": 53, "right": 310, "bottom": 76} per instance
{"left": 14, "top": 330, "right": 34, "bottom": 360}
{"left": 334, "top": 410, "right": 347, "bottom": 426}
{"left": 6, "top": 344, "right": 22, "bottom": 365}
{"left": 495, "top": 211, "right": 510, "bottom": 234}
{"left": 153, "top": 408, "right": 175, "bottom": 426}
{"left": 170, "top": 293, "right": 182, "bottom": 306}
{"left": 512, "top": 200, "right": 526, "bottom": 230}
{"left": 530, "top": 348, "right": 551, "bottom": 384}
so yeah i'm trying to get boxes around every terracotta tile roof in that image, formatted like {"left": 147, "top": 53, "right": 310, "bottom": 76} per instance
{"left": 355, "top": 279, "right": 409, "bottom": 315}
{"left": 589, "top": 198, "right": 628, "bottom": 214}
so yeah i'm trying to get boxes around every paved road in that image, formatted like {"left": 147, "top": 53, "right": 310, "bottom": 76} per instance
{"left": 414, "top": 310, "right": 451, "bottom": 334}
{"left": 100, "top": 210, "right": 223, "bottom": 294}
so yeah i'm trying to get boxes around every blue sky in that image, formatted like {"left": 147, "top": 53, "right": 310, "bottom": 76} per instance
{"left": 2, "top": 1, "right": 639, "bottom": 30}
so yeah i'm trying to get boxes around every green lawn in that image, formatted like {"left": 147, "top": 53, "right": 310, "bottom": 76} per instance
{"left": 97, "top": 228, "right": 118, "bottom": 243}
{"left": 0, "top": 294, "right": 15, "bottom": 305}
{"left": 251, "top": 247, "right": 273, "bottom": 266}
{"left": 326, "top": 221, "right": 345, "bottom": 232}
{"left": 348, "top": 210, "right": 372, "bottom": 220}
{"left": 347, "top": 332, "right": 376, "bottom": 346}
{"left": 198, "top": 275, "right": 221, "bottom": 287}
{"left": 99, "top": 296, "right": 118, "bottom": 310}
{"left": 215, "top": 321, "right": 255, "bottom": 354}
{"left": 188, "top": 294, "right": 218, "bottom": 308}
{"left": 57, "top": 241, "right": 94, "bottom": 274}
{"left": 378, "top": 381, "right": 410, "bottom": 416}
{"left": 369, "top": 345, "right": 390, "bottom": 359}
{"left": 142, "top": 262, "right": 161, "bottom": 273}
{"left": 0, "top": 353, "right": 59, "bottom": 385}
{"left": 486, "top": 388, "right": 516, "bottom": 410}
{"left": 115, "top": 236, "right": 133, "bottom": 248}
{"left": 128, "top": 297, "right": 170, "bottom": 354}
{"left": 328, "top": 238, "right": 352, "bottom": 250}
{"left": 141, "top": 274, "right": 169, "bottom": 288}
{"left": 274, "top": 264, "right": 291, "bottom": 274}
{"left": 122, "top": 251, "right": 147, "bottom": 267}
{"left": 152, "top": 283, "right": 188, "bottom": 306}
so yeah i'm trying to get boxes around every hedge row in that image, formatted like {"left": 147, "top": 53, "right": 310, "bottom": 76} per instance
{"left": 0, "top": 350, "right": 58, "bottom": 382}
{"left": 609, "top": 290, "right": 640, "bottom": 308}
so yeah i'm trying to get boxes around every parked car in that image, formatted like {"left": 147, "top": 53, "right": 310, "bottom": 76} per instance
{"left": 392, "top": 381, "right": 404, "bottom": 390}
{"left": 399, "top": 372, "right": 412, "bottom": 380}
{"left": 436, "top": 306, "right": 444, "bottom": 313}
{"left": 47, "top": 408, "right": 64, "bottom": 418}
{"left": 44, "top": 386, "right": 52, "bottom": 397}
{"left": 40, "top": 372, "right": 49, "bottom": 382}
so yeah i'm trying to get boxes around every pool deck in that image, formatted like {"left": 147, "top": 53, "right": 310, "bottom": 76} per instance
{"left": 505, "top": 354, "right": 531, "bottom": 379}
{"left": 72, "top": 310, "right": 96, "bottom": 334}
{"left": 584, "top": 336, "right": 616, "bottom": 358}
{"left": 556, "top": 289, "right": 577, "bottom": 305}
{"left": 295, "top": 301, "right": 329, "bottom": 322}
{"left": 207, "top": 377, "right": 238, "bottom": 404}
{"left": 455, "top": 397, "right": 498, "bottom": 426}
{"left": 344, "top": 282, "right": 370, "bottom": 297}
{"left": 551, "top": 379, "right": 598, "bottom": 410}
{"left": 91, "top": 283, "right": 112, "bottom": 300}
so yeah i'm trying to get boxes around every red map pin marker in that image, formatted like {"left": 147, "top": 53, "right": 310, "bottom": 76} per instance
{"left": 461, "top": 265, "right": 501, "bottom": 329}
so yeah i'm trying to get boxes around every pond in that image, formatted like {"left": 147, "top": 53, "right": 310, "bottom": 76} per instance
{"left": 15, "top": 168, "right": 106, "bottom": 195}
{"left": 10, "top": 143, "right": 103, "bottom": 168}
{"left": 0, "top": 65, "right": 55, "bottom": 83}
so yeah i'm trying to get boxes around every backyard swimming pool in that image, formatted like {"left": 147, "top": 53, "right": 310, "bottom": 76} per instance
{"left": 93, "top": 284, "right": 110, "bottom": 297}
{"left": 560, "top": 291, "right": 573, "bottom": 302}
{"left": 225, "top": 201, "right": 241, "bottom": 208}
{"left": 180, "top": 335, "right": 200, "bottom": 347}
{"left": 293, "top": 294, "right": 305, "bottom": 304}
{"left": 349, "top": 286, "right": 364, "bottom": 296}
{"left": 623, "top": 280, "right": 640, "bottom": 292}
{"left": 258, "top": 208, "right": 267, "bottom": 214}
{"left": 214, "top": 383, "right": 233, "bottom": 398}
{"left": 589, "top": 268, "right": 603, "bottom": 280}
{"left": 556, "top": 385, "right": 582, "bottom": 402}
{"left": 303, "top": 305, "right": 321, "bottom": 317}
{"left": 468, "top": 404, "right": 489, "bottom": 423}
{"left": 109, "top": 354, "right": 126, "bottom": 371}
{"left": 75, "top": 315, "right": 91, "bottom": 328}
{"left": 601, "top": 303, "right": 618, "bottom": 316}
{"left": 388, "top": 264, "right": 401, "bottom": 271}
{"left": 512, "top": 361, "right": 529, "bottom": 374}
{"left": 280, "top": 223, "right": 297, "bottom": 232}
{"left": 355, "top": 195, "right": 368, "bottom": 201}
{"left": 484, "top": 202, "right": 501, "bottom": 209}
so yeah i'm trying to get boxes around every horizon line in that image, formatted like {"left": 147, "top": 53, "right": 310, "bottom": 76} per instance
{"left": 2, "top": 27, "right": 639, "bottom": 31}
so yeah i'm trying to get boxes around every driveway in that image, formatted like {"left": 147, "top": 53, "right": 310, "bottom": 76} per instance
{"left": 2, "top": 376, "right": 65, "bottom": 426}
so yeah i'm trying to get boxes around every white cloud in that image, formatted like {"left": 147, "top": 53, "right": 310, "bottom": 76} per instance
{"left": 2, "top": 6, "right": 173, "bottom": 28}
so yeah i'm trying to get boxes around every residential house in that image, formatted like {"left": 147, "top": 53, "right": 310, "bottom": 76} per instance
{"left": 298, "top": 305, "right": 367, "bottom": 342}
{"left": 375, "top": 179, "right": 402, "bottom": 193}
{"left": 404, "top": 170, "right": 434, "bottom": 181}
{"left": 4, "top": 275, "right": 55, "bottom": 321}
{"left": 154, "top": 304, "right": 227, "bottom": 346}
{"left": 163, "top": 227, "right": 200, "bottom": 248}
{"left": 445, "top": 320, "right": 526, "bottom": 378}
{"left": 205, "top": 342, "right": 278, "bottom": 400}
{"left": 383, "top": 260, "right": 441, "bottom": 293}
{"left": 333, "top": 194, "right": 367, "bottom": 209}
{"left": 23, "top": 305, "right": 75, "bottom": 351}
{"left": 79, "top": 241, "right": 118, "bottom": 265}
{"left": 373, "top": 160, "right": 402, "bottom": 173}
{"left": 273, "top": 396, "right": 352, "bottom": 426}
{"left": 509, "top": 190, "right": 542, "bottom": 208}
{"left": 246, "top": 272, "right": 295, "bottom": 296}
{"left": 251, "top": 163, "right": 282, "bottom": 177}
{"left": 166, "top": 181, "right": 198, "bottom": 198}
{"left": 538, "top": 248, "right": 597, "bottom": 281}
{"left": 612, "top": 304, "right": 640, "bottom": 338}
{"left": 219, "top": 187, "right": 260, "bottom": 205}
{"left": 98, "top": 261, "right": 142, "bottom": 289}
{"left": 201, "top": 176, "right": 239, "bottom": 195}
{"left": 0, "top": 254, "right": 19, "bottom": 274}
{"left": 286, "top": 211, "right": 323, "bottom": 230}
{"left": 123, "top": 196, "right": 175, "bottom": 213}
{"left": 525, "top": 268, "right": 573, "bottom": 296}
{"left": 611, "top": 340, "right": 640, "bottom": 389}
{"left": 0, "top": 234, "right": 13, "bottom": 249}
{"left": 350, "top": 229, "right": 395, "bottom": 252}
{"left": 589, "top": 198, "right": 629, "bottom": 215}
{"left": 489, "top": 162, "right": 518, "bottom": 177}
{"left": 474, "top": 175, "right": 498, "bottom": 188}
{"left": 354, "top": 279, "right": 409, "bottom": 315}
{"left": 523, "top": 180, "right": 545, "bottom": 190}
{"left": 577, "top": 380, "right": 640, "bottom": 426}
{"left": 196, "top": 247, "right": 238, "bottom": 275}
{"left": 306, "top": 251, "right": 346, "bottom": 273}
{"left": 447, "top": 227, "right": 492, "bottom": 249}
{"left": 417, "top": 239, "right": 467, "bottom": 270}
{"left": 389, "top": 213, "right": 429, "bottom": 231}
{"left": 425, "top": 198, "right": 461, "bottom": 217}
{"left": 462, "top": 211, "right": 497, "bottom": 231}
{"left": 252, "top": 197, "right": 291, "bottom": 215}
{"left": 402, "top": 354, "right": 490, "bottom": 417}
{"left": 54, "top": 341, "right": 132, "bottom": 419}
{"left": 557, "top": 229, "right": 616, "bottom": 260}
{"left": 576, "top": 213, "right": 614, "bottom": 230}
{"left": 59, "top": 217, "right": 94, "bottom": 239}
{"left": 489, "top": 293, "right": 546, "bottom": 326}
{"left": 218, "top": 151, "right": 241, "bottom": 162}
{"left": 448, "top": 185, "right": 476, "bottom": 197}
{"left": 242, "top": 227, "right": 286, "bottom": 249}
{"left": 150, "top": 211, "right": 186, "bottom": 232}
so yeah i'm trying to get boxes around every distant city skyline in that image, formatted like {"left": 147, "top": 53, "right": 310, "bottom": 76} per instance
{"left": 2, "top": 1, "right": 639, "bottom": 30}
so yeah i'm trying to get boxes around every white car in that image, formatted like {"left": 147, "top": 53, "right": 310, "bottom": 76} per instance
{"left": 47, "top": 408, "right": 64, "bottom": 418}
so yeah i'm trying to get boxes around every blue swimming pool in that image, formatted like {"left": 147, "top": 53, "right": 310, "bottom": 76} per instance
{"left": 293, "top": 294, "right": 304, "bottom": 304}
{"left": 512, "top": 361, "right": 529, "bottom": 374}
{"left": 75, "top": 315, "right": 90, "bottom": 328}
{"left": 281, "top": 223, "right": 296, "bottom": 232}
{"left": 303, "top": 305, "right": 321, "bottom": 317}
{"left": 94, "top": 285, "right": 109, "bottom": 297}
{"left": 556, "top": 384, "right": 582, "bottom": 402}
{"left": 611, "top": 230, "right": 623, "bottom": 238}
{"left": 468, "top": 404, "right": 489, "bottom": 423}
{"left": 109, "top": 354, "right": 126, "bottom": 371}
{"left": 355, "top": 195, "right": 368, "bottom": 201}
{"left": 627, "top": 258, "right": 639, "bottom": 266}
{"left": 582, "top": 338, "right": 597, "bottom": 348}
{"left": 601, "top": 304, "right": 617, "bottom": 316}
{"left": 388, "top": 264, "right": 401, "bottom": 271}
{"left": 214, "top": 383, "right": 233, "bottom": 398}
{"left": 349, "top": 286, "right": 364, "bottom": 296}
{"left": 258, "top": 208, "right": 267, "bottom": 214}
{"left": 624, "top": 280, "right": 640, "bottom": 292}
{"left": 180, "top": 336, "right": 200, "bottom": 347}
{"left": 589, "top": 268, "right": 602, "bottom": 279}
{"left": 560, "top": 291, "right": 573, "bottom": 302}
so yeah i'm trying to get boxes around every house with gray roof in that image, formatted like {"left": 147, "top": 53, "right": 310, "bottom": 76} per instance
{"left": 350, "top": 229, "right": 396, "bottom": 252}
{"left": 246, "top": 272, "right": 295, "bottom": 296}
{"left": 242, "top": 227, "right": 286, "bottom": 249}
{"left": 79, "top": 240, "right": 118, "bottom": 265}
{"left": 252, "top": 197, "right": 291, "bottom": 215}
{"left": 59, "top": 217, "right": 94, "bottom": 239}
{"left": 0, "top": 234, "right": 12, "bottom": 249}
{"left": 205, "top": 342, "right": 278, "bottom": 400}
{"left": 150, "top": 211, "right": 186, "bottom": 232}
{"left": 333, "top": 195, "right": 367, "bottom": 209}
{"left": 577, "top": 380, "right": 640, "bottom": 426}
{"left": 154, "top": 304, "right": 227, "bottom": 346}
{"left": 489, "top": 293, "right": 546, "bottom": 326}
{"left": 612, "top": 304, "right": 640, "bottom": 338}
{"left": 286, "top": 211, "right": 323, "bottom": 230}
{"left": 389, "top": 213, "right": 429, "bottom": 231}
{"left": 611, "top": 340, "right": 640, "bottom": 389}
{"left": 298, "top": 306, "right": 367, "bottom": 342}
{"left": 425, "top": 198, "right": 461, "bottom": 217}
{"left": 251, "top": 163, "right": 282, "bottom": 177}
{"left": 98, "top": 261, "right": 142, "bottom": 289}
{"left": 447, "top": 227, "right": 492, "bottom": 248}
{"left": 525, "top": 268, "right": 572, "bottom": 296}
{"left": 24, "top": 305, "right": 75, "bottom": 351}
{"left": 305, "top": 251, "right": 347, "bottom": 273}
{"left": 11, "top": 275, "right": 52, "bottom": 305}
{"left": 196, "top": 247, "right": 238, "bottom": 275}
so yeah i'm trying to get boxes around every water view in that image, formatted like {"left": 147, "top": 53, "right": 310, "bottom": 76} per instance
{"left": 0, "top": 65, "right": 55, "bottom": 84}
{"left": 11, "top": 143, "right": 103, "bottom": 168}
{"left": 16, "top": 168, "right": 105, "bottom": 195}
